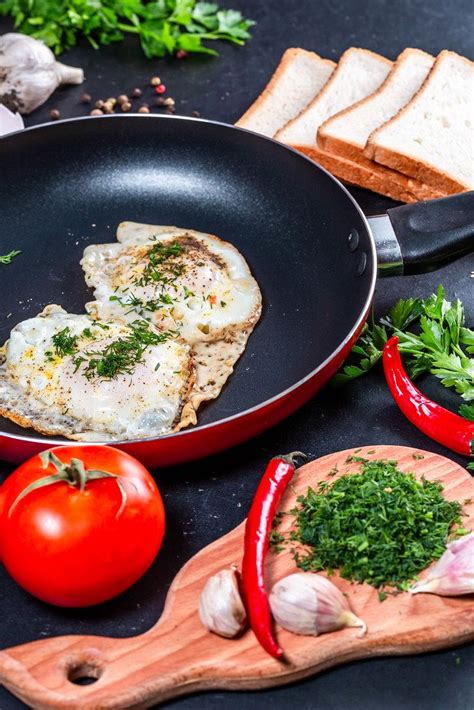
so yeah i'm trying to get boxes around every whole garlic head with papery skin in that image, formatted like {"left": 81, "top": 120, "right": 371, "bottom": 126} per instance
{"left": 269, "top": 573, "right": 367, "bottom": 637}
{"left": 0, "top": 33, "right": 84, "bottom": 114}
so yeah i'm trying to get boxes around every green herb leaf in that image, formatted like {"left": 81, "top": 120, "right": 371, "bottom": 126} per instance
{"left": 333, "top": 286, "right": 474, "bottom": 410}
{"left": 0, "top": 0, "right": 254, "bottom": 58}
{"left": 0, "top": 249, "right": 21, "bottom": 264}
{"left": 459, "top": 402, "right": 474, "bottom": 421}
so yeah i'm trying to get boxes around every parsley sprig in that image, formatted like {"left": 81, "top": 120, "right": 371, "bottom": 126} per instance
{"left": 273, "top": 457, "right": 466, "bottom": 596}
{"left": 333, "top": 286, "right": 474, "bottom": 418}
{"left": 0, "top": 250, "right": 21, "bottom": 264}
{"left": 0, "top": 1, "right": 255, "bottom": 58}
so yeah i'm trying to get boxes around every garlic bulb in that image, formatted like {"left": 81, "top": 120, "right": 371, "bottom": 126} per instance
{"left": 199, "top": 567, "right": 247, "bottom": 638}
{"left": 0, "top": 33, "right": 84, "bottom": 114}
{"left": 409, "top": 532, "right": 474, "bottom": 596}
{"left": 269, "top": 573, "right": 367, "bottom": 637}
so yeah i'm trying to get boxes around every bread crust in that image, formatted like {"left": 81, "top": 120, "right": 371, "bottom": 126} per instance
{"left": 236, "top": 48, "right": 335, "bottom": 129}
{"left": 290, "top": 144, "right": 442, "bottom": 203}
{"left": 365, "top": 50, "right": 473, "bottom": 193}
{"left": 316, "top": 133, "right": 444, "bottom": 200}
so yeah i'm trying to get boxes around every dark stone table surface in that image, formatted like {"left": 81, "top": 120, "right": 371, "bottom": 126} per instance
{"left": 1, "top": 1, "right": 473, "bottom": 707}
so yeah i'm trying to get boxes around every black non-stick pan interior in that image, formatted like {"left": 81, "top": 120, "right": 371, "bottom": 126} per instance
{"left": 0, "top": 115, "right": 374, "bottom": 440}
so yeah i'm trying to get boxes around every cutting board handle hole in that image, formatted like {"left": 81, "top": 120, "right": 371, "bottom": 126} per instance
{"left": 67, "top": 661, "right": 103, "bottom": 686}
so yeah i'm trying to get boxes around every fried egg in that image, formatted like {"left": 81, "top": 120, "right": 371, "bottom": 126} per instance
{"left": 81, "top": 222, "right": 262, "bottom": 407}
{"left": 0, "top": 305, "right": 195, "bottom": 441}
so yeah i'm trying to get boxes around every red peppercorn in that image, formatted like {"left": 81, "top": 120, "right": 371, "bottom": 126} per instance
{"left": 49, "top": 109, "right": 60, "bottom": 120}
{"left": 176, "top": 50, "right": 188, "bottom": 59}
{"left": 155, "top": 84, "right": 166, "bottom": 95}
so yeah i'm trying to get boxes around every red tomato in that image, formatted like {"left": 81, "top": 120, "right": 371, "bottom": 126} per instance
{"left": 0, "top": 446, "right": 165, "bottom": 607}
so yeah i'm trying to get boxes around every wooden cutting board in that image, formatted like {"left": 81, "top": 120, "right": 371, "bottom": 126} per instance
{"left": 1, "top": 445, "right": 473, "bottom": 709}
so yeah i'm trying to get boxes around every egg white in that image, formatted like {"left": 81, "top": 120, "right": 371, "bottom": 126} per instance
{"left": 81, "top": 223, "right": 262, "bottom": 408}
{"left": 0, "top": 305, "right": 195, "bottom": 441}
{"left": 81, "top": 222, "right": 261, "bottom": 345}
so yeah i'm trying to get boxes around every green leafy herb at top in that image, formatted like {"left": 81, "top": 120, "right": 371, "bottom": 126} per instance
{"left": 333, "top": 285, "right": 474, "bottom": 415}
{"left": 73, "top": 320, "right": 178, "bottom": 379}
{"left": 272, "top": 458, "right": 466, "bottom": 596}
{"left": 0, "top": 1, "right": 255, "bottom": 58}
{"left": 0, "top": 250, "right": 21, "bottom": 264}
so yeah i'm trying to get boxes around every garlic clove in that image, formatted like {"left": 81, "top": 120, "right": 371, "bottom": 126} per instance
{"left": 269, "top": 573, "right": 367, "bottom": 637}
{"left": 199, "top": 566, "right": 247, "bottom": 639}
{"left": 409, "top": 532, "right": 474, "bottom": 597}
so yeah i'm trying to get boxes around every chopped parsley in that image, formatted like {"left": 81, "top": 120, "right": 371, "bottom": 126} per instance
{"left": 108, "top": 240, "right": 189, "bottom": 318}
{"left": 51, "top": 327, "right": 78, "bottom": 357}
{"left": 273, "top": 458, "right": 465, "bottom": 596}
{"left": 74, "top": 320, "right": 178, "bottom": 379}
{"left": 0, "top": 249, "right": 21, "bottom": 264}
{"left": 137, "top": 240, "right": 185, "bottom": 287}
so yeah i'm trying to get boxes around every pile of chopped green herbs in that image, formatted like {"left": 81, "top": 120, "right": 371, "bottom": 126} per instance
{"left": 0, "top": 0, "right": 254, "bottom": 58}
{"left": 272, "top": 457, "right": 467, "bottom": 598}
{"left": 333, "top": 285, "right": 474, "bottom": 420}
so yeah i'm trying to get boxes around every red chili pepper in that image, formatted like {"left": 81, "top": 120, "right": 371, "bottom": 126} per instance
{"left": 155, "top": 84, "right": 166, "bottom": 94}
{"left": 383, "top": 336, "right": 474, "bottom": 456}
{"left": 241, "top": 451, "right": 307, "bottom": 659}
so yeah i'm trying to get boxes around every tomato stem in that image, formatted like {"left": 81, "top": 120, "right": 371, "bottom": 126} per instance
{"left": 8, "top": 450, "right": 129, "bottom": 518}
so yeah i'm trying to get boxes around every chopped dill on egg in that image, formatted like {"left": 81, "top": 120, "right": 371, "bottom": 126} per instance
{"left": 74, "top": 320, "right": 178, "bottom": 380}
{"left": 137, "top": 240, "right": 185, "bottom": 287}
{"left": 51, "top": 327, "right": 78, "bottom": 357}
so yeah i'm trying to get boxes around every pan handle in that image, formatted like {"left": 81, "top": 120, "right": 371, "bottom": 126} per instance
{"left": 368, "top": 192, "right": 474, "bottom": 276}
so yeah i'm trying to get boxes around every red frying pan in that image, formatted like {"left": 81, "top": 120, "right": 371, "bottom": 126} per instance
{"left": 0, "top": 115, "right": 472, "bottom": 466}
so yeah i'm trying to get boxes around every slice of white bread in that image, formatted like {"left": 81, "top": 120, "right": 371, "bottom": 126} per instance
{"left": 317, "top": 48, "right": 442, "bottom": 201}
{"left": 365, "top": 50, "right": 474, "bottom": 193}
{"left": 276, "top": 48, "right": 392, "bottom": 146}
{"left": 276, "top": 48, "right": 442, "bottom": 201}
{"left": 319, "top": 48, "right": 435, "bottom": 161}
{"left": 236, "top": 48, "right": 335, "bottom": 137}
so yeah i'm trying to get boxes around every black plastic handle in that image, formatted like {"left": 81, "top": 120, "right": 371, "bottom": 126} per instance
{"left": 387, "top": 192, "right": 474, "bottom": 274}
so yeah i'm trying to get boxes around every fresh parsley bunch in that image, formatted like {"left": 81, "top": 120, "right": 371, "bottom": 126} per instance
{"left": 0, "top": 0, "right": 255, "bottom": 58}
{"left": 333, "top": 285, "right": 474, "bottom": 419}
